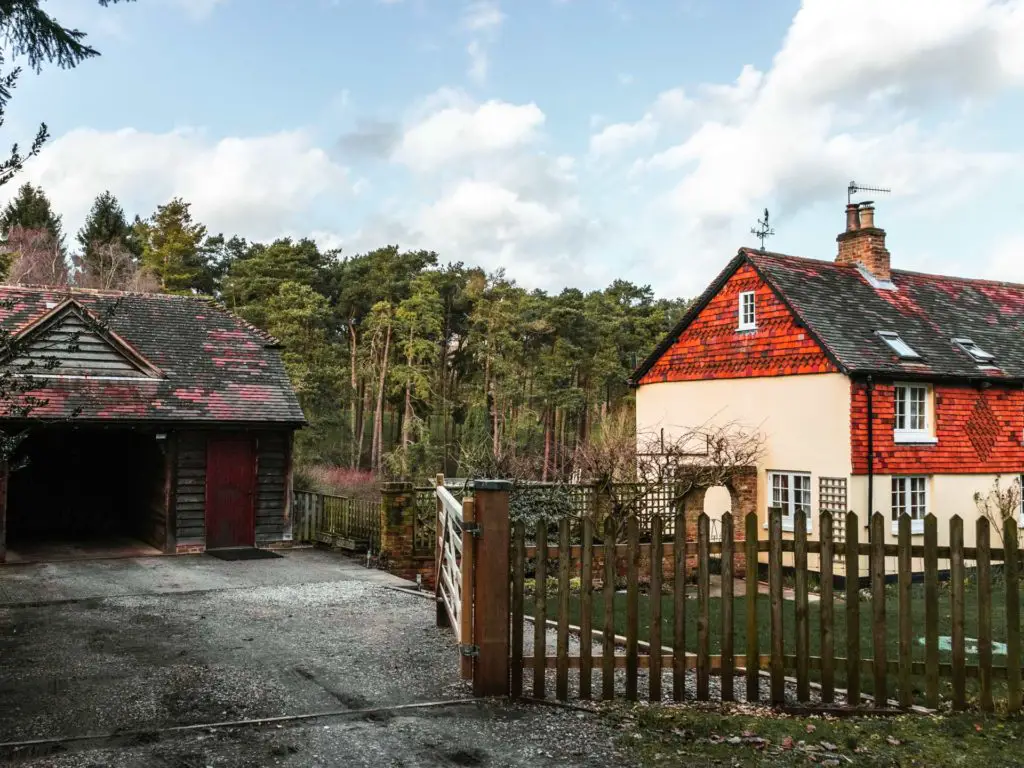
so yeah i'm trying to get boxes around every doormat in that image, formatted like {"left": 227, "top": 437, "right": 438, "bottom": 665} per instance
{"left": 206, "top": 548, "right": 283, "bottom": 561}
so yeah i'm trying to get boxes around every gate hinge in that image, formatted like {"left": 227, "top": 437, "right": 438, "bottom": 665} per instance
{"left": 459, "top": 644, "right": 480, "bottom": 658}
{"left": 462, "top": 522, "right": 482, "bottom": 538}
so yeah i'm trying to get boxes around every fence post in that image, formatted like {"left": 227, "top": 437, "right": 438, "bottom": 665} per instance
{"left": 380, "top": 481, "right": 415, "bottom": 580}
{"left": 435, "top": 474, "right": 448, "bottom": 628}
{"left": 473, "top": 479, "right": 511, "bottom": 697}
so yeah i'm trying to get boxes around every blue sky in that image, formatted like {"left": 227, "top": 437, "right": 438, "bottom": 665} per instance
{"left": 6, "top": 0, "right": 1024, "bottom": 297}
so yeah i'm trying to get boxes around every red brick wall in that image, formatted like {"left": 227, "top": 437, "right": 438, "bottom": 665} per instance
{"left": 851, "top": 380, "right": 1024, "bottom": 474}
{"left": 639, "top": 262, "right": 837, "bottom": 385}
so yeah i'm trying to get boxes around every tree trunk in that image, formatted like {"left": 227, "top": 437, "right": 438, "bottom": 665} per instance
{"left": 542, "top": 406, "right": 551, "bottom": 483}
{"left": 402, "top": 331, "right": 414, "bottom": 450}
{"left": 371, "top": 322, "right": 392, "bottom": 472}
{"left": 356, "top": 379, "right": 369, "bottom": 469}
{"left": 348, "top": 321, "right": 359, "bottom": 468}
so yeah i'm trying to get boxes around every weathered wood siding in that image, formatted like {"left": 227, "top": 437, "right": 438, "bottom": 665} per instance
{"left": 175, "top": 432, "right": 207, "bottom": 543}
{"left": 173, "top": 430, "right": 292, "bottom": 547}
{"left": 256, "top": 431, "right": 291, "bottom": 543}
{"left": 14, "top": 311, "right": 149, "bottom": 377}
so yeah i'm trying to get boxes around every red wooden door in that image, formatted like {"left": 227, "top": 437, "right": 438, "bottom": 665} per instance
{"left": 205, "top": 436, "right": 256, "bottom": 549}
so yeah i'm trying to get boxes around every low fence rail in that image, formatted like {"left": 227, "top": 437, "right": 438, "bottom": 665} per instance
{"left": 292, "top": 491, "right": 380, "bottom": 552}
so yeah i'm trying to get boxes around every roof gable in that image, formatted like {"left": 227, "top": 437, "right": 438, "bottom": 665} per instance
{"left": 0, "top": 288, "right": 305, "bottom": 425}
{"left": 6, "top": 299, "right": 162, "bottom": 379}
{"left": 632, "top": 252, "right": 839, "bottom": 385}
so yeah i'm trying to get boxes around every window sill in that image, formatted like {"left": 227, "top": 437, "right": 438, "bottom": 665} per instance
{"left": 893, "top": 432, "right": 938, "bottom": 445}
{"left": 764, "top": 521, "right": 813, "bottom": 534}
{"left": 891, "top": 523, "right": 925, "bottom": 536}
{"left": 736, "top": 325, "right": 757, "bottom": 333}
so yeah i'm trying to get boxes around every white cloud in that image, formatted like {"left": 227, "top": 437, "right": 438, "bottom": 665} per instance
{"left": 460, "top": 1, "right": 504, "bottom": 83}
{"left": 461, "top": 0, "right": 504, "bottom": 32}
{"left": 597, "top": 0, "right": 1024, "bottom": 296}
{"left": 467, "top": 40, "right": 489, "bottom": 84}
{"left": 8, "top": 127, "right": 352, "bottom": 242}
{"left": 984, "top": 235, "right": 1024, "bottom": 283}
{"left": 589, "top": 114, "right": 658, "bottom": 156}
{"left": 393, "top": 95, "right": 545, "bottom": 172}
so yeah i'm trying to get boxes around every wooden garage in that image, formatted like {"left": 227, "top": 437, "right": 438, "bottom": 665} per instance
{"left": 0, "top": 287, "right": 305, "bottom": 562}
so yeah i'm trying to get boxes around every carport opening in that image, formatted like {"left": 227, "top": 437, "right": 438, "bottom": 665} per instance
{"left": 7, "top": 427, "right": 168, "bottom": 561}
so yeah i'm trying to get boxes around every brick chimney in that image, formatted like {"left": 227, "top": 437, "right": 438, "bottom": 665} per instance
{"left": 836, "top": 202, "right": 891, "bottom": 282}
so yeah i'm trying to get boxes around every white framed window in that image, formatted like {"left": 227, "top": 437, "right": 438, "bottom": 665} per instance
{"left": 893, "top": 383, "right": 936, "bottom": 443}
{"left": 877, "top": 330, "right": 920, "bottom": 359}
{"left": 768, "top": 471, "right": 812, "bottom": 532}
{"left": 953, "top": 337, "right": 996, "bottom": 365}
{"left": 737, "top": 291, "right": 756, "bottom": 331}
{"left": 891, "top": 476, "right": 927, "bottom": 534}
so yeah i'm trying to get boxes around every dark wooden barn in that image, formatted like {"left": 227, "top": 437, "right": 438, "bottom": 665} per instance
{"left": 0, "top": 286, "right": 305, "bottom": 562}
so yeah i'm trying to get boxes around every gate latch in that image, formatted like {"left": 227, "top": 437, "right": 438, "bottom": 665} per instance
{"left": 462, "top": 522, "right": 482, "bottom": 538}
{"left": 459, "top": 644, "right": 480, "bottom": 658}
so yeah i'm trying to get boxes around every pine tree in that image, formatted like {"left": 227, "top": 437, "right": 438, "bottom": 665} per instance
{"left": 77, "top": 190, "right": 133, "bottom": 256}
{"left": 134, "top": 198, "right": 210, "bottom": 294}
{"left": 0, "top": 183, "right": 63, "bottom": 244}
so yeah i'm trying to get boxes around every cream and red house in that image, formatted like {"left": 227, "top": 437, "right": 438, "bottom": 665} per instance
{"left": 632, "top": 204, "right": 1024, "bottom": 553}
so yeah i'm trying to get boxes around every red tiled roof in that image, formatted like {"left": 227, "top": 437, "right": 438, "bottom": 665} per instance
{"left": 633, "top": 248, "right": 1024, "bottom": 384}
{"left": 0, "top": 285, "right": 305, "bottom": 425}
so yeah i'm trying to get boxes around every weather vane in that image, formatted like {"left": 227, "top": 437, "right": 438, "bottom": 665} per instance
{"left": 751, "top": 208, "right": 774, "bottom": 252}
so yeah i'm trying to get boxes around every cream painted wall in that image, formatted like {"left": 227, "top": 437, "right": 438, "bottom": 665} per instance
{"left": 636, "top": 373, "right": 853, "bottom": 527}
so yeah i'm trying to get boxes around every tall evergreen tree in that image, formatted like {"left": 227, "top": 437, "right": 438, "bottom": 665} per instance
{"left": 0, "top": 182, "right": 63, "bottom": 244}
{"left": 76, "top": 190, "right": 132, "bottom": 255}
{"left": 133, "top": 198, "right": 212, "bottom": 294}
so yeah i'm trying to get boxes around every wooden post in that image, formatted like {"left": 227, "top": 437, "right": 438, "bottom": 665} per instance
{"left": 871, "top": 513, "right": 887, "bottom": 707}
{"left": 603, "top": 517, "right": 616, "bottom": 700}
{"left": 649, "top": 514, "right": 663, "bottom": 702}
{"left": 556, "top": 518, "right": 570, "bottom": 701}
{"left": 579, "top": 517, "right": 594, "bottom": 700}
{"left": 435, "top": 474, "right": 448, "bottom": 628}
{"left": 511, "top": 521, "right": 525, "bottom": 699}
{"left": 697, "top": 513, "right": 710, "bottom": 701}
{"left": 820, "top": 510, "right": 834, "bottom": 704}
{"left": 1006, "top": 518, "right": 1021, "bottom": 714}
{"left": 950, "top": 515, "right": 966, "bottom": 710}
{"left": 845, "top": 512, "right": 860, "bottom": 705}
{"left": 769, "top": 506, "right": 784, "bottom": 705}
{"left": 626, "top": 515, "right": 640, "bottom": 701}
{"left": 897, "top": 513, "right": 912, "bottom": 708}
{"left": 720, "top": 512, "right": 734, "bottom": 702}
{"left": 472, "top": 479, "right": 511, "bottom": 698}
{"left": 794, "top": 509, "right": 809, "bottom": 703}
{"left": 0, "top": 460, "right": 8, "bottom": 564}
{"left": 924, "top": 514, "right": 939, "bottom": 710}
{"left": 745, "top": 511, "right": 759, "bottom": 702}
{"left": 459, "top": 498, "right": 475, "bottom": 681}
{"left": 673, "top": 508, "right": 686, "bottom": 702}
{"left": 977, "top": 517, "right": 993, "bottom": 712}
{"left": 533, "top": 520, "right": 547, "bottom": 699}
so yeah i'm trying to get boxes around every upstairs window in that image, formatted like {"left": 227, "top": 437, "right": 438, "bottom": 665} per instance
{"left": 737, "top": 291, "right": 756, "bottom": 331}
{"left": 953, "top": 337, "right": 996, "bottom": 365}
{"left": 894, "top": 382, "right": 935, "bottom": 443}
{"left": 877, "top": 330, "right": 920, "bottom": 359}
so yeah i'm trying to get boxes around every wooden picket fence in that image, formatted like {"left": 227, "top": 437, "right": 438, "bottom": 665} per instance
{"left": 292, "top": 491, "right": 380, "bottom": 551}
{"left": 508, "top": 507, "right": 1024, "bottom": 711}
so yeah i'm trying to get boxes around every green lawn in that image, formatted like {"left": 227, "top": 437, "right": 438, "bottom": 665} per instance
{"left": 526, "top": 579, "right": 1022, "bottom": 700}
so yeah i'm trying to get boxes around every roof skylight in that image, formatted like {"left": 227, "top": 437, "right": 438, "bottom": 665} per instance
{"left": 876, "top": 331, "right": 920, "bottom": 360}
{"left": 952, "top": 337, "right": 996, "bottom": 365}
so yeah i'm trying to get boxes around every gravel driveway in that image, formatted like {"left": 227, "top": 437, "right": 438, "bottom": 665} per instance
{"left": 0, "top": 550, "right": 627, "bottom": 767}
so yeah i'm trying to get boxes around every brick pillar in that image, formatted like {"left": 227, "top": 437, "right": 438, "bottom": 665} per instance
{"left": 729, "top": 467, "right": 758, "bottom": 578}
{"left": 380, "top": 481, "right": 416, "bottom": 580}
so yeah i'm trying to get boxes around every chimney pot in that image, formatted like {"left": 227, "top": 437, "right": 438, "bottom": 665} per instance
{"left": 836, "top": 203, "right": 890, "bottom": 282}
{"left": 845, "top": 203, "right": 860, "bottom": 232}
